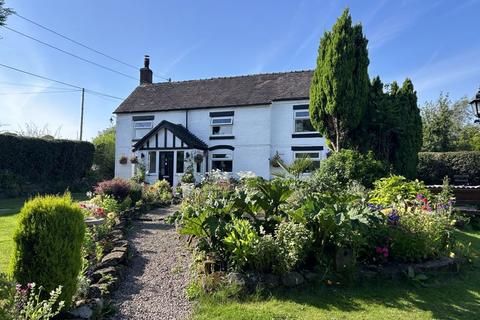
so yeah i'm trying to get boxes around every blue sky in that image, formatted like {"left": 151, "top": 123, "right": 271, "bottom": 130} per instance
{"left": 0, "top": 0, "right": 479, "bottom": 140}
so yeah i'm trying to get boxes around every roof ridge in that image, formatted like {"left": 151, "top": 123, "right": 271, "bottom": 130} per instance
{"left": 150, "top": 69, "right": 314, "bottom": 85}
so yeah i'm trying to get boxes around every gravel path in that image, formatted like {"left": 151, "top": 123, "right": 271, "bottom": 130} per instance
{"left": 110, "top": 206, "right": 193, "bottom": 320}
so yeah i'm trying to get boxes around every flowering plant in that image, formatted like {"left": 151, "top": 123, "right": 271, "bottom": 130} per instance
{"left": 13, "top": 283, "right": 64, "bottom": 320}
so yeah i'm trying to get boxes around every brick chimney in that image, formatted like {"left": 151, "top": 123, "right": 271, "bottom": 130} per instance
{"left": 140, "top": 55, "right": 153, "bottom": 84}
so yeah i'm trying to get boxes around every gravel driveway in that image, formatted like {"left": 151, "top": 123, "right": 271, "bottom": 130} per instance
{"left": 110, "top": 206, "right": 192, "bottom": 320}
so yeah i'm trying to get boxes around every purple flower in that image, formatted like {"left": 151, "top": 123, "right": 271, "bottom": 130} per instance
{"left": 416, "top": 194, "right": 424, "bottom": 200}
{"left": 388, "top": 210, "right": 400, "bottom": 223}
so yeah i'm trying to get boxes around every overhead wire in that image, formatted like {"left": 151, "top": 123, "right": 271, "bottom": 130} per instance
{"left": 0, "top": 62, "right": 125, "bottom": 100}
{"left": 2, "top": 25, "right": 138, "bottom": 81}
{"left": 12, "top": 12, "right": 172, "bottom": 81}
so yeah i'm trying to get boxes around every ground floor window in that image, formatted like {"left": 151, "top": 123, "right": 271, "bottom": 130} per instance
{"left": 148, "top": 151, "right": 157, "bottom": 173}
{"left": 176, "top": 151, "right": 184, "bottom": 173}
{"left": 211, "top": 153, "right": 233, "bottom": 172}
{"left": 293, "top": 151, "right": 321, "bottom": 172}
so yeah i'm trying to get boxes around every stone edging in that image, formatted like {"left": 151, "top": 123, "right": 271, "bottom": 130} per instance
{"left": 67, "top": 206, "right": 146, "bottom": 319}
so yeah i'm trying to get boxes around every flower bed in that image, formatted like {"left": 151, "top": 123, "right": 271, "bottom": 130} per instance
{"left": 0, "top": 178, "right": 174, "bottom": 319}
{"left": 172, "top": 172, "right": 468, "bottom": 292}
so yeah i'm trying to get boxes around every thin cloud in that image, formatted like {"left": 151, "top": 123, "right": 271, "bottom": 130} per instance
{"left": 162, "top": 42, "right": 203, "bottom": 76}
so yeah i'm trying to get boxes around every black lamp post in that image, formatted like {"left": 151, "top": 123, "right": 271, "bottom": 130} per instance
{"left": 470, "top": 87, "right": 480, "bottom": 123}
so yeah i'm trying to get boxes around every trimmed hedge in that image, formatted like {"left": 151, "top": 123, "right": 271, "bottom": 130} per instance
{"left": 417, "top": 151, "right": 480, "bottom": 185}
{"left": 0, "top": 134, "right": 94, "bottom": 196}
{"left": 10, "top": 194, "right": 85, "bottom": 307}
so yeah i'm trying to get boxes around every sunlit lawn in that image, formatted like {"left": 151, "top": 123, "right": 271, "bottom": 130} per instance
{"left": 0, "top": 193, "right": 87, "bottom": 273}
{"left": 194, "top": 229, "right": 480, "bottom": 320}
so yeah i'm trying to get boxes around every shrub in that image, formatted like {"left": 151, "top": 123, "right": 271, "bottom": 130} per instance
{"left": 223, "top": 219, "right": 259, "bottom": 270}
{"left": 128, "top": 181, "right": 143, "bottom": 203}
{"left": 142, "top": 180, "right": 173, "bottom": 205}
{"left": 369, "top": 175, "right": 430, "bottom": 206}
{"left": 181, "top": 172, "right": 195, "bottom": 184}
{"left": 94, "top": 178, "right": 131, "bottom": 201}
{"left": 316, "top": 149, "right": 388, "bottom": 188}
{"left": 386, "top": 207, "right": 454, "bottom": 262}
{"left": 251, "top": 234, "right": 279, "bottom": 273}
{"left": 417, "top": 151, "right": 480, "bottom": 185}
{"left": 275, "top": 222, "right": 312, "bottom": 273}
{"left": 10, "top": 194, "right": 85, "bottom": 307}
{"left": 0, "top": 135, "right": 94, "bottom": 196}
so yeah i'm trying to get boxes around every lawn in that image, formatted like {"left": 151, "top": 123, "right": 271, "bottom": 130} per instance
{"left": 194, "top": 229, "right": 480, "bottom": 320}
{"left": 0, "top": 193, "right": 87, "bottom": 273}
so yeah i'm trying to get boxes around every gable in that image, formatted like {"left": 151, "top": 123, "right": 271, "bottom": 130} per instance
{"left": 132, "top": 120, "right": 208, "bottom": 151}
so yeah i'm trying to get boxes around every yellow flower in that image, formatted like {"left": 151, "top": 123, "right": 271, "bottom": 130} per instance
{"left": 380, "top": 208, "right": 393, "bottom": 215}
{"left": 449, "top": 252, "right": 455, "bottom": 258}
{"left": 107, "top": 212, "right": 116, "bottom": 220}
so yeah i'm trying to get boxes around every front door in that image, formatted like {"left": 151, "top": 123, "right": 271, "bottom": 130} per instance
{"left": 159, "top": 151, "right": 174, "bottom": 185}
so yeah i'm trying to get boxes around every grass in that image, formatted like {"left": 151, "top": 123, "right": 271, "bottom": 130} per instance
{"left": 194, "top": 229, "right": 480, "bottom": 320}
{"left": 0, "top": 193, "right": 88, "bottom": 274}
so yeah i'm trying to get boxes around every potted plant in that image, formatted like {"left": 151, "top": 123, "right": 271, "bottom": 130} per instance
{"left": 194, "top": 153, "right": 204, "bottom": 164}
{"left": 130, "top": 155, "right": 139, "bottom": 164}
{"left": 119, "top": 155, "right": 128, "bottom": 164}
{"left": 270, "top": 151, "right": 282, "bottom": 167}
{"left": 180, "top": 169, "right": 195, "bottom": 197}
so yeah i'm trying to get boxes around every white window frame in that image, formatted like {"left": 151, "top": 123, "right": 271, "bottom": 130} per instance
{"left": 210, "top": 151, "right": 234, "bottom": 172}
{"left": 210, "top": 116, "right": 233, "bottom": 136}
{"left": 293, "top": 110, "right": 316, "bottom": 133}
{"left": 293, "top": 151, "right": 321, "bottom": 172}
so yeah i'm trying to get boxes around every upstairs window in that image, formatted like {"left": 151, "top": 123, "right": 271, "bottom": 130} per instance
{"left": 294, "top": 110, "right": 315, "bottom": 133}
{"left": 133, "top": 121, "right": 153, "bottom": 139}
{"left": 211, "top": 153, "right": 233, "bottom": 172}
{"left": 211, "top": 116, "right": 233, "bottom": 136}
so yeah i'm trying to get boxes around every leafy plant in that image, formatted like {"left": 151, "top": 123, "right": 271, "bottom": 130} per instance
{"left": 369, "top": 175, "right": 430, "bottom": 206}
{"left": 14, "top": 283, "right": 64, "bottom": 320}
{"left": 223, "top": 219, "right": 259, "bottom": 270}
{"left": 275, "top": 222, "right": 313, "bottom": 273}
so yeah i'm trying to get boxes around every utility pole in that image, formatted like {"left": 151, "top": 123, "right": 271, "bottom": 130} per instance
{"left": 79, "top": 88, "right": 85, "bottom": 140}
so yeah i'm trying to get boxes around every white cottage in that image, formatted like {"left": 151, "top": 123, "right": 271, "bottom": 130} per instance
{"left": 114, "top": 56, "right": 327, "bottom": 186}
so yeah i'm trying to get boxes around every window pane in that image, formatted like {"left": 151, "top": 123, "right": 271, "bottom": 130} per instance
{"left": 212, "top": 160, "right": 233, "bottom": 172}
{"left": 134, "top": 121, "right": 152, "bottom": 128}
{"left": 212, "top": 154, "right": 227, "bottom": 159}
{"left": 295, "top": 111, "right": 309, "bottom": 118}
{"left": 212, "top": 117, "right": 232, "bottom": 124}
{"left": 149, "top": 152, "right": 157, "bottom": 173}
{"left": 295, "top": 119, "right": 315, "bottom": 132}
{"left": 135, "top": 129, "right": 149, "bottom": 139}
{"left": 295, "top": 152, "right": 319, "bottom": 159}
{"left": 211, "top": 125, "right": 232, "bottom": 135}
{"left": 176, "top": 151, "right": 184, "bottom": 173}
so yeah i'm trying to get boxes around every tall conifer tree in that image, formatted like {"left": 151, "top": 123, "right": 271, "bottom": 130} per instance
{"left": 309, "top": 8, "right": 369, "bottom": 151}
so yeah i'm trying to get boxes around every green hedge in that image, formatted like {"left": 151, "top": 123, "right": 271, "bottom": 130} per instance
{"left": 0, "top": 134, "right": 94, "bottom": 196}
{"left": 10, "top": 194, "right": 85, "bottom": 307}
{"left": 417, "top": 151, "right": 480, "bottom": 185}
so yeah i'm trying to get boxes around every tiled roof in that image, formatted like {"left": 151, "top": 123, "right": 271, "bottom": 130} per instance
{"left": 114, "top": 70, "right": 313, "bottom": 113}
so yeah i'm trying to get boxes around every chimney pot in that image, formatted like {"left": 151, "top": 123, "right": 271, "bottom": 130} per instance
{"left": 140, "top": 54, "right": 153, "bottom": 84}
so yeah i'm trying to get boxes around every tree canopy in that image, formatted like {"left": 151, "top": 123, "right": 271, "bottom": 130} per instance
{"left": 0, "top": 0, "right": 13, "bottom": 28}
{"left": 421, "top": 93, "right": 480, "bottom": 152}
{"left": 92, "top": 126, "right": 115, "bottom": 180}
